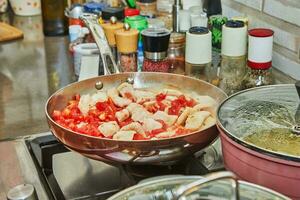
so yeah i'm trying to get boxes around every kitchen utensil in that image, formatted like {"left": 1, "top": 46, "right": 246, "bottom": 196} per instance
{"left": 217, "top": 84, "right": 300, "bottom": 199}
{"left": 80, "top": 13, "right": 120, "bottom": 75}
{"left": 45, "top": 72, "right": 227, "bottom": 165}
{"left": 108, "top": 171, "right": 290, "bottom": 200}
{"left": 0, "top": 22, "right": 23, "bottom": 42}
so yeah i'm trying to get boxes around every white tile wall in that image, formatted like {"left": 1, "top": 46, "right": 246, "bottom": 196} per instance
{"left": 264, "top": 0, "right": 300, "bottom": 27}
{"left": 232, "top": 0, "right": 263, "bottom": 11}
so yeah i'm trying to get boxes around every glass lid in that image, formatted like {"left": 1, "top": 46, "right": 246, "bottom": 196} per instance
{"left": 108, "top": 174, "right": 289, "bottom": 200}
{"left": 217, "top": 84, "right": 300, "bottom": 160}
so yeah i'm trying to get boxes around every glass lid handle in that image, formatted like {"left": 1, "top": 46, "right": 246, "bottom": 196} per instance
{"left": 174, "top": 171, "right": 240, "bottom": 200}
{"left": 295, "top": 81, "right": 300, "bottom": 99}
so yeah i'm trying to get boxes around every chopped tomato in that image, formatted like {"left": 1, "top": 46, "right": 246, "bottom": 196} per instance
{"left": 96, "top": 102, "right": 108, "bottom": 111}
{"left": 157, "top": 101, "right": 167, "bottom": 111}
{"left": 119, "top": 118, "right": 133, "bottom": 127}
{"left": 52, "top": 110, "right": 62, "bottom": 120}
{"left": 156, "top": 93, "right": 166, "bottom": 101}
{"left": 133, "top": 134, "right": 147, "bottom": 140}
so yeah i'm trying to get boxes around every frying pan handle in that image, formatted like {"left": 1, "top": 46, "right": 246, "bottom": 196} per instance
{"left": 80, "top": 14, "right": 120, "bottom": 75}
{"left": 174, "top": 171, "right": 240, "bottom": 200}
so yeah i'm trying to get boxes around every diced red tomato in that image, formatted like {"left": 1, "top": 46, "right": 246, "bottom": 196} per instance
{"left": 52, "top": 110, "right": 62, "bottom": 120}
{"left": 156, "top": 93, "right": 166, "bottom": 101}
{"left": 119, "top": 117, "right": 133, "bottom": 127}
{"left": 133, "top": 134, "right": 147, "bottom": 140}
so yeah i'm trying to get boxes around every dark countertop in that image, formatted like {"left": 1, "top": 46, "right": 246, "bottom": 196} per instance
{"left": 0, "top": 14, "right": 75, "bottom": 140}
{"left": 0, "top": 14, "right": 296, "bottom": 141}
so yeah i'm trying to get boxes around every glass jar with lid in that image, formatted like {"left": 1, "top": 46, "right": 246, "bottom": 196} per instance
{"left": 220, "top": 20, "right": 247, "bottom": 95}
{"left": 136, "top": 0, "right": 157, "bottom": 18}
{"left": 115, "top": 24, "right": 139, "bottom": 72}
{"left": 141, "top": 28, "right": 171, "bottom": 72}
{"left": 242, "top": 28, "right": 274, "bottom": 89}
{"left": 168, "top": 33, "right": 185, "bottom": 74}
{"left": 185, "top": 26, "right": 212, "bottom": 81}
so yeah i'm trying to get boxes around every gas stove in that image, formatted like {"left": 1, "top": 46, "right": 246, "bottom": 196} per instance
{"left": 0, "top": 132, "right": 224, "bottom": 200}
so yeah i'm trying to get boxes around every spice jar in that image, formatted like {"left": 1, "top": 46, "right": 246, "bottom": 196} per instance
{"left": 220, "top": 20, "right": 247, "bottom": 95}
{"left": 168, "top": 33, "right": 185, "bottom": 74}
{"left": 115, "top": 24, "right": 139, "bottom": 72}
{"left": 125, "top": 16, "right": 149, "bottom": 70}
{"left": 141, "top": 28, "right": 171, "bottom": 72}
{"left": 242, "top": 28, "right": 274, "bottom": 89}
{"left": 136, "top": 0, "right": 157, "bottom": 18}
{"left": 185, "top": 26, "right": 212, "bottom": 81}
{"left": 101, "top": 17, "right": 124, "bottom": 63}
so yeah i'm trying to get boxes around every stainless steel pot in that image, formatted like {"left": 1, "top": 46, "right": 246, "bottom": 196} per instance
{"left": 108, "top": 171, "right": 290, "bottom": 200}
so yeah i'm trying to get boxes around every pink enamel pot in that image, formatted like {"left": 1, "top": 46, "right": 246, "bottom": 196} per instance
{"left": 217, "top": 84, "right": 300, "bottom": 199}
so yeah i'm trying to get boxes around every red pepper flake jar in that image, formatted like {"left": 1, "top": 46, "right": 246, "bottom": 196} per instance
{"left": 115, "top": 23, "right": 139, "bottom": 72}
{"left": 242, "top": 28, "right": 274, "bottom": 89}
{"left": 141, "top": 28, "right": 171, "bottom": 72}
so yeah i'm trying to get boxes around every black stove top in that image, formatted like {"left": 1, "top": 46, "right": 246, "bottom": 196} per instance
{"left": 26, "top": 135, "right": 224, "bottom": 200}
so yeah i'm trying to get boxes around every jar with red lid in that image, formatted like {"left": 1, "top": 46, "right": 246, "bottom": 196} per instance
{"left": 242, "top": 28, "right": 274, "bottom": 89}
{"left": 141, "top": 28, "right": 171, "bottom": 72}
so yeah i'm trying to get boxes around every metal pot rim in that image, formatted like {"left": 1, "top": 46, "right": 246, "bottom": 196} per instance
{"left": 107, "top": 175, "right": 290, "bottom": 200}
{"left": 216, "top": 84, "right": 300, "bottom": 163}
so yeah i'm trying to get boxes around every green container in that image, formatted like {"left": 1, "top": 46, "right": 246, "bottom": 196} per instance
{"left": 125, "top": 15, "right": 148, "bottom": 40}
{"left": 208, "top": 15, "right": 228, "bottom": 51}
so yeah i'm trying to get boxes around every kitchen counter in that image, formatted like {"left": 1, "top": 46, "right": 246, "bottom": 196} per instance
{"left": 0, "top": 14, "right": 296, "bottom": 141}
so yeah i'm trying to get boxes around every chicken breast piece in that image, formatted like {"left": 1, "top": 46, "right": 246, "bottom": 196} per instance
{"left": 117, "top": 82, "right": 136, "bottom": 100}
{"left": 176, "top": 107, "right": 192, "bottom": 125}
{"left": 90, "top": 91, "right": 108, "bottom": 105}
{"left": 199, "top": 116, "right": 216, "bottom": 131}
{"left": 156, "top": 131, "right": 176, "bottom": 138}
{"left": 107, "top": 88, "right": 132, "bottom": 107}
{"left": 113, "top": 130, "right": 136, "bottom": 140}
{"left": 135, "top": 90, "right": 156, "bottom": 104}
{"left": 120, "top": 122, "right": 145, "bottom": 135}
{"left": 191, "top": 103, "right": 216, "bottom": 117}
{"left": 115, "top": 109, "right": 130, "bottom": 122}
{"left": 127, "top": 103, "right": 152, "bottom": 122}
{"left": 142, "top": 118, "right": 162, "bottom": 132}
{"left": 78, "top": 94, "right": 91, "bottom": 115}
{"left": 152, "top": 111, "right": 178, "bottom": 126}
{"left": 163, "top": 89, "right": 183, "bottom": 97}
{"left": 185, "top": 111, "right": 211, "bottom": 131}
{"left": 98, "top": 121, "right": 120, "bottom": 137}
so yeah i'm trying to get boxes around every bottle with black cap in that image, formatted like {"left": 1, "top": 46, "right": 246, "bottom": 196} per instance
{"left": 219, "top": 20, "right": 247, "bottom": 95}
{"left": 185, "top": 26, "right": 212, "bottom": 80}
{"left": 141, "top": 28, "right": 171, "bottom": 72}
{"left": 101, "top": 7, "right": 125, "bottom": 22}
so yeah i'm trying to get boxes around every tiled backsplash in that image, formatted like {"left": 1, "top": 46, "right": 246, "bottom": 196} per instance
{"left": 222, "top": 0, "right": 300, "bottom": 80}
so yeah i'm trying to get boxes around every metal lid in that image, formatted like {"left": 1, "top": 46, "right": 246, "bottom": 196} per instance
{"left": 218, "top": 84, "right": 300, "bottom": 161}
{"left": 7, "top": 184, "right": 37, "bottom": 200}
{"left": 107, "top": 173, "right": 289, "bottom": 200}
{"left": 189, "top": 26, "right": 209, "bottom": 34}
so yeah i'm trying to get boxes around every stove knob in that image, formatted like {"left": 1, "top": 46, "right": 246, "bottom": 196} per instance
{"left": 7, "top": 184, "right": 37, "bottom": 200}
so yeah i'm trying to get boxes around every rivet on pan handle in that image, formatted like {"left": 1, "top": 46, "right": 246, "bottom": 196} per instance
{"left": 174, "top": 171, "right": 240, "bottom": 200}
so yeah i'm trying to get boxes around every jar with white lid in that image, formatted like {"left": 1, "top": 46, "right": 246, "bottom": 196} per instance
{"left": 242, "top": 28, "right": 274, "bottom": 89}
{"left": 185, "top": 26, "right": 212, "bottom": 81}
{"left": 220, "top": 20, "right": 247, "bottom": 95}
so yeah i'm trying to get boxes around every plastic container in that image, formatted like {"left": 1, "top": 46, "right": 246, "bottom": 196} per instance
{"left": 10, "top": 0, "right": 41, "bottom": 16}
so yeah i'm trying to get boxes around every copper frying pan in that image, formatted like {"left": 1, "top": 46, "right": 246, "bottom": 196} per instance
{"left": 45, "top": 72, "right": 227, "bottom": 165}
